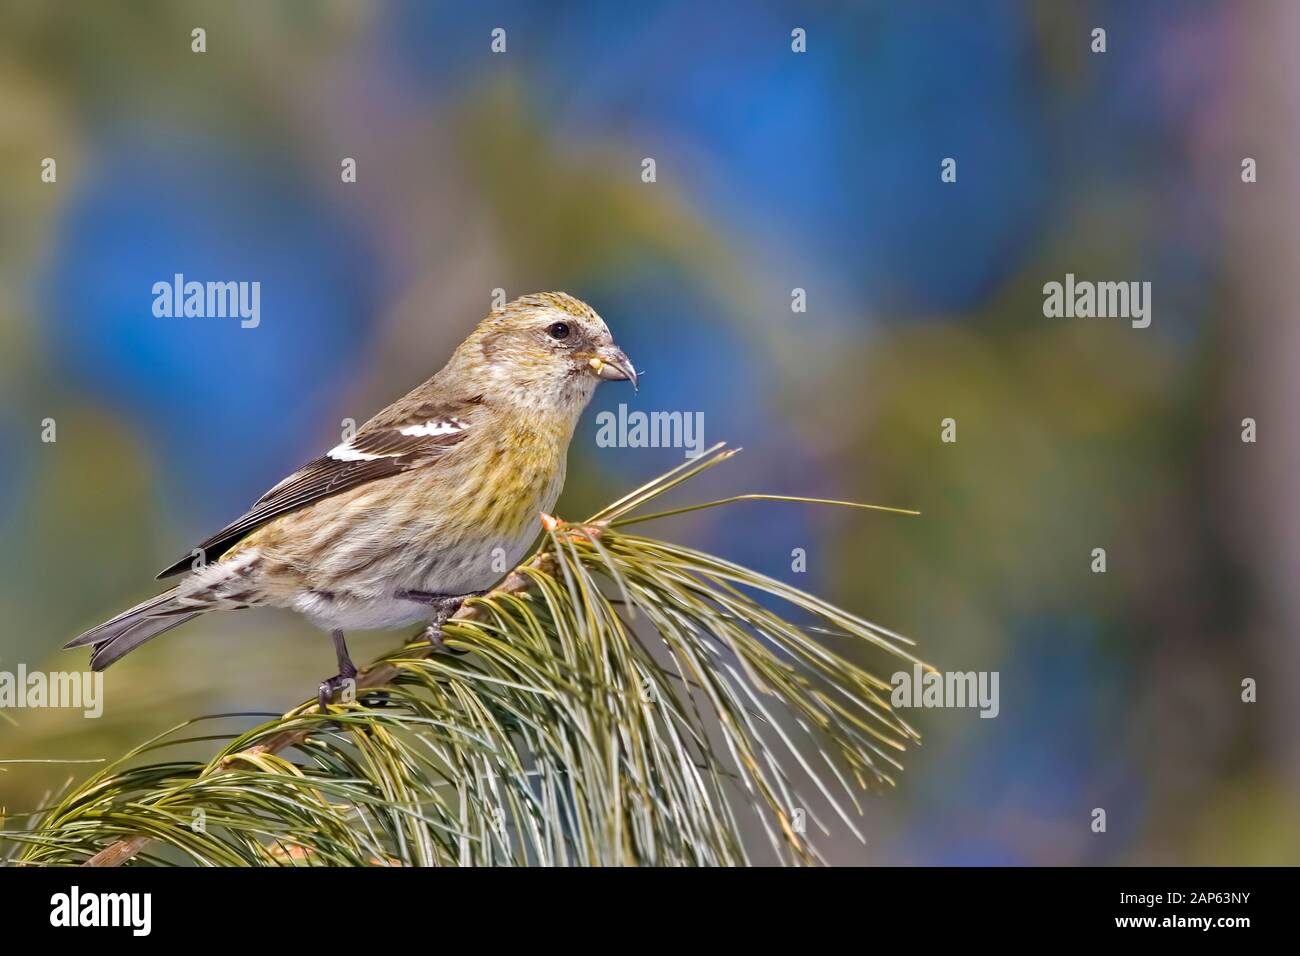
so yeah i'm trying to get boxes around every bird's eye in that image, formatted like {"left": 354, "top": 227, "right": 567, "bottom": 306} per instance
{"left": 547, "top": 322, "right": 571, "bottom": 340}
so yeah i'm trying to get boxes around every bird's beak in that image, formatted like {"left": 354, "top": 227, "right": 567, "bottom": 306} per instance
{"left": 587, "top": 346, "right": 638, "bottom": 390}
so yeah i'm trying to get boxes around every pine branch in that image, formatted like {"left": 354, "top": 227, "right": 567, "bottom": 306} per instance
{"left": 7, "top": 445, "right": 928, "bottom": 867}
{"left": 81, "top": 553, "right": 554, "bottom": 867}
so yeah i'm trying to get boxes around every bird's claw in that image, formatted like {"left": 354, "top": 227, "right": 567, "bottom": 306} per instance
{"left": 421, "top": 622, "right": 466, "bottom": 655}
{"left": 318, "top": 668, "right": 357, "bottom": 713}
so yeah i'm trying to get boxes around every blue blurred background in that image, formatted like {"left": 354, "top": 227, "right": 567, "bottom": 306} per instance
{"left": 3, "top": 0, "right": 1298, "bottom": 864}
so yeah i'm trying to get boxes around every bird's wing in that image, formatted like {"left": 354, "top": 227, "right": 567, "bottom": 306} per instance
{"left": 155, "top": 396, "right": 482, "bottom": 579}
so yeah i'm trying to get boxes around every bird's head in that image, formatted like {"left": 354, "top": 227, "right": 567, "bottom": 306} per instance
{"left": 450, "top": 292, "right": 637, "bottom": 414}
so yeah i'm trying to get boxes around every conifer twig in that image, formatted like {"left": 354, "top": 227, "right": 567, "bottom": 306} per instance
{"left": 84, "top": 552, "right": 555, "bottom": 867}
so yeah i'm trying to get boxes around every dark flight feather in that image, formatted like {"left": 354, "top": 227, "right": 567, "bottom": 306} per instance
{"left": 154, "top": 399, "right": 479, "bottom": 579}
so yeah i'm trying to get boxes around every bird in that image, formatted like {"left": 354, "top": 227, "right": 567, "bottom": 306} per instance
{"left": 66, "top": 292, "right": 637, "bottom": 709}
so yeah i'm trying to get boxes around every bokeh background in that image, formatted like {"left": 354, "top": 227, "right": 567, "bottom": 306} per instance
{"left": 3, "top": 0, "right": 1299, "bottom": 865}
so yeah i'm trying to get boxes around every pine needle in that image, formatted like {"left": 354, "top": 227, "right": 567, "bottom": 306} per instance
{"left": 6, "top": 445, "right": 926, "bottom": 867}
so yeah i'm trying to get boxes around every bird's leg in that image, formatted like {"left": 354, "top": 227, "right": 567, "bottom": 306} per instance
{"left": 397, "top": 589, "right": 486, "bottom": 654}
{"left": 318, "top": 629, "right": 358, "bottom": 712}
{"left": 420, "top": 597, "right": 463, "bottom": 653}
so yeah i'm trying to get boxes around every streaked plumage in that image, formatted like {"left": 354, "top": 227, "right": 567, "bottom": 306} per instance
{"left": 67, "top": 292, "right": 636, "bottom": 701}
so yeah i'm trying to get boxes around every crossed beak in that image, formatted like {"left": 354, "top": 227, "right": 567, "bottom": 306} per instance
{"left": 587, "top": 346, "right": 638, "bottom": 390}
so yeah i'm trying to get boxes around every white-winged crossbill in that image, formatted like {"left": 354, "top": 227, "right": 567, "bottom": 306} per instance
{"left": 66, "top": 292, "right": 637, "bottom": 707}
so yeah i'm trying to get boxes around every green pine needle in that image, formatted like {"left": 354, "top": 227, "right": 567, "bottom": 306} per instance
{"left": 5, "top": 444, "right": 925, "bottom": 867}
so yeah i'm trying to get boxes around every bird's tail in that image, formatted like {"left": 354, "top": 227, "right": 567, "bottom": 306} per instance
{"left": 65, "top": 588, "right": 202, "bottom": 671}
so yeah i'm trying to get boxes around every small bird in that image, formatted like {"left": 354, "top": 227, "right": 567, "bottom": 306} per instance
{"left": 66, "top": 292, "right": 637, "bottom": 708}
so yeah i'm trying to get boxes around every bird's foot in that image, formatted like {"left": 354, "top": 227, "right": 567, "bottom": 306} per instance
{"left": 318, "top": 663, "right": 358, "bottom": 712}
{"left": 420, "top": 621, "right": 467, "bottom": 655}
{"left": 398, "top": 589, "right": 488, "bottom": 654}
